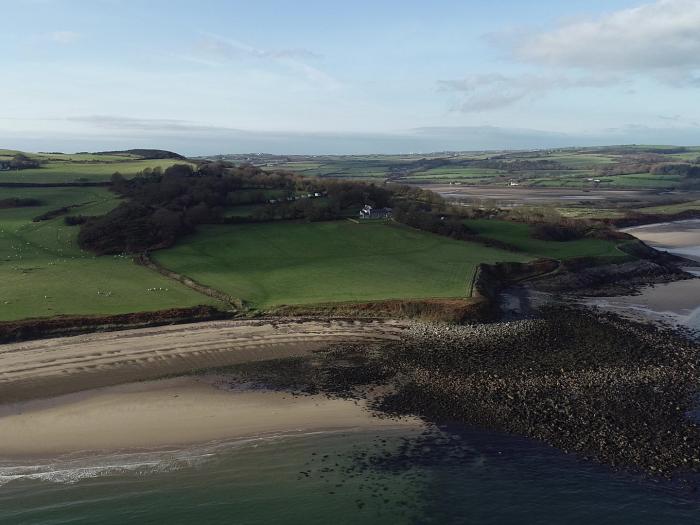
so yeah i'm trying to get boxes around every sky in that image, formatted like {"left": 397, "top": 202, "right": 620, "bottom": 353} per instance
{"left": 2, "top": 0, "right": 700, "bottom": 154}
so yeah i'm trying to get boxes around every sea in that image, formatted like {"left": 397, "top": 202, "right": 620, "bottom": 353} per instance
{"left": 2, "top": 424, "right": 700, "bottom": 525}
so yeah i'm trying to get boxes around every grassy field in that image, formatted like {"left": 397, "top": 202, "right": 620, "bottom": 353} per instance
{"left": 465, "top": 219, "right": 625, "bottom": 259}
{"left": 267, "top": 158, "right": 398, "bottom": 180}
{"left": 0, "top": 187, "right": 216, "bottom": 321}
{"left": 0, "top": 150, "right": 141, "bottom": 162}
{"left": 153, "top": 221, "right": 530, "bottom": 308}
{"left": 636, "top": 199, "right": 700, "bottom": 215}
{"left": 0, "top": 158, "right": 191, "bottom": 184}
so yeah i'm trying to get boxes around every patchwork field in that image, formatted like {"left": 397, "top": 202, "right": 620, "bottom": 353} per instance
{"left": 216, "top": 145, "right": 700, "bottom": 190}
{"left": 1, "top": 146, "right": 694, "bottom": 322}
{"left": 0, "top": 187, "right": 215, "bottom": 321}
{"left": 0, "top": 150, "right": 192, "bottom": 183}
{"left": 153, "top": 221, "right": 530, "bottom": 308}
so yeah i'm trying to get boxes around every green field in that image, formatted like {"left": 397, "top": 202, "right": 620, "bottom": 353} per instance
{"left": 529, "top": 154, "right": 617, "bottom": 169}
{"left": 153, "top": 221, "right": 530, "bottom": 308}
{"left": 0, "top": 187, "right": 215, "bottom": 321}
{"left": 0, "top": 150, "right": 140, "bottom": 162}
{"left": 636, "top": 199, "right": 700, "bottom": 215}
{"left": 0, "top": 158, "right": 191, "bottom": 184}
{"left": 465, "top": 219, "right": 625, "bottom": 259}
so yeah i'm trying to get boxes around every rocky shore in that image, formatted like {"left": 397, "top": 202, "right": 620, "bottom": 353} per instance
{"left": 529, "top": 259, "right": 694, "bottom": 296}
{"left": 221, "top": 308, "right": 700, "bottom": 479}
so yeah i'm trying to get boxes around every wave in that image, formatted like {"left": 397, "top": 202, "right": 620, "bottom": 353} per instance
{"left": 0, "top": 427, "right": 367, "bottom": 488}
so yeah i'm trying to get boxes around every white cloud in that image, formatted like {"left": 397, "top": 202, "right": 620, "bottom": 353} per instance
{"left": 47, "top": 30, "right": 80, "bottom": 44}
{"left": 197, "top": 35, "right": 321, "bottom": 61}
{"left": 62, "top": 115, "right": 232, "bottom": 133}
{"left": 189, "top": 34, "right": 340, "bottom": 89}
{"left": 438, "top": 73, "right": 623, "bottom": 112}
{"left": 517, "top": 0, "right": 700, "bottom": 76}
{"left": 447, "top": 1, "right": 700, "bottom": 113}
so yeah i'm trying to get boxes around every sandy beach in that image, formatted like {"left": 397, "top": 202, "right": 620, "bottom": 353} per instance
{"left": 624, "top": 219, "right": 700, "bottom": 262}
{"left": 0, "top": 318, "right": 407, "bottom": 403}
{"left": 583, "top": 220, "right": 700, "bottom": 331}
{"left": 0, "top": 376, "right": 420, "bottom": 458}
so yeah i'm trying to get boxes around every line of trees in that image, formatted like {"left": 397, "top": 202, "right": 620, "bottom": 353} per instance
{"left": 0, "top": 197, "right": 42, "bottom": 208}
{"left": 0, "top": 154, "right": 42, "bottom": 170}
{"left": 79, "top": 162, "right": 395, "bottom": 254}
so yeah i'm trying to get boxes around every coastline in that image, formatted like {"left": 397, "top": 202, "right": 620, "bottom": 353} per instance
{"left": 623, "top": 219, "right": 700, "bottom": 264}
{"left": 1, "top": 220, "right": 699, "bottom": 479}
{"left": 0, "top": 318, "right": 407, "bottom": 403}
{"left": 583, "top": 219, "right": 700, "bottom": 331}
{"left": 0, "top": 375, "right": 420, "bottom": 460}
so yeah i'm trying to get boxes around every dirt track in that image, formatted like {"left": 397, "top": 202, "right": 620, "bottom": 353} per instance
{"left": 0, "top": 319, "right": 407, "bottom": 403}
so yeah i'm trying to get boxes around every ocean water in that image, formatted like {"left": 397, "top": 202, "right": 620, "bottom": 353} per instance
{"left": 1, "top": 425, "right": 699, "bottom": 525}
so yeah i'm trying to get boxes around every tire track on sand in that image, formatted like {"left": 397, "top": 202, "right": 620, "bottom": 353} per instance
{"left": 0, "top": 319, "right": 408, "bottom": 403}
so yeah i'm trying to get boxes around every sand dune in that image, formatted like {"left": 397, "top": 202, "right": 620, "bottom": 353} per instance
{"left": 0, "top": 319, "right": 407, "bottom": 403}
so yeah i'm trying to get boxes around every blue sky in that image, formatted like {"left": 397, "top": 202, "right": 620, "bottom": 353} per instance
{"left": 2, "top": 0, "right": 700, "bottom": 154}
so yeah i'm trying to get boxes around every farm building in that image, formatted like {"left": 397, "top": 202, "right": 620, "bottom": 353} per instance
{"left": 359, "top": 205, "right": 392, "bottom": 219}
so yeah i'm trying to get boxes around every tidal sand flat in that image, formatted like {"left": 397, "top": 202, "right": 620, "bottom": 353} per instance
{"left": 0, "top": 319, "right": 407, "bottom": 403}
{"left": 584, "top": 281, "right": 700, "bottom": 331}
{"left": 589, "top": 220, "right": 700, "bottom": 331}
{"left": 624, "top": 219, "right": 700, "bottom": 263}
{"left": 0, "top": 375, "right": 420, "bottom": 458}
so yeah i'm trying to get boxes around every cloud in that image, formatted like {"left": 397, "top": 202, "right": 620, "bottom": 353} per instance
{"left": 0, "top": 115, "right": 240, "bottom": 135}
{"left": 187, "top": 34, "right": 339, "bottom": 89}
{"left": 444, "top": 1, "right": 700, "bottom": 113}
{"left": 516, "top": 0, "right": 700, "bottom": 80}
{"left": 656, "top": 113, "right": 700, "bottom": 127}
{"left": 62, "top": 115, "right": 235, "bottom": 133}
{"left": 438, "top": 73, "right": 623, "bottom": 112}
{"left": 197, "top": 35, "right": 321, "bottom": 61}
{"left": 47, "top": 30, "right": 80, "bottom": 44}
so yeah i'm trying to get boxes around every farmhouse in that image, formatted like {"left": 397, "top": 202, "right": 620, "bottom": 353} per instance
{"left": 359, "top": 205, "right": 392, "bottom": 220}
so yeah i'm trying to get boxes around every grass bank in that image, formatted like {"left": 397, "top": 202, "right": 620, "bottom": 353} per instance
{"left": 153, "top": 220, "right": 530, "bottom": 308}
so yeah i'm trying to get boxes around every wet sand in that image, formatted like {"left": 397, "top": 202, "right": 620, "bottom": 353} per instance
{"left": 581, "top": 280, "right": 700, "bottom": 330}
{"left": 0, "top": 319, "right": 407, "bottom": 403}
{"left": 587, "top": 220, "right": 700, "bottom": 331}
{"left": 0, "top": 376, "right": 420, "bottom": 458}
{"left": 624, "top": 219, "right": 700, "bottom": 263}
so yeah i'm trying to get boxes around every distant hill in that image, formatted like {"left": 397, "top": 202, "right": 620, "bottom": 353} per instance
{"left": 91, "top": 149, "right": 186, "bottom": 160}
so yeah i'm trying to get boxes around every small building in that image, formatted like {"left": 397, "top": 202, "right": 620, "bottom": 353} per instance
{"left": 359, "top": 205, "right": 392, "bottom": 220}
